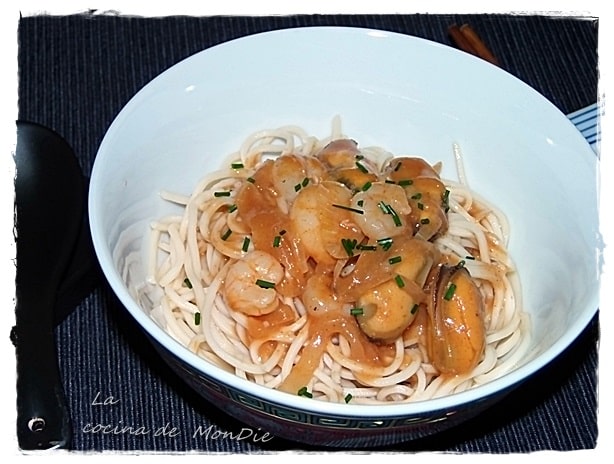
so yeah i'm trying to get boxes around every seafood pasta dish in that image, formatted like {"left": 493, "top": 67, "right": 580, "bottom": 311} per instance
{"left": 147, "top": 120, "right": 530, "bottom": 404}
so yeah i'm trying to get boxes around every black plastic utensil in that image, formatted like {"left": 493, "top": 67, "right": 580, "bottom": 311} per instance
{"left": 13, "top": 121, "right": 88, "bottom": 450}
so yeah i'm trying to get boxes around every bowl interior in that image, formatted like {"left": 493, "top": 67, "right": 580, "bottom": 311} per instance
{"left": 89, "top": 27, "right": 601, "bottom": 417}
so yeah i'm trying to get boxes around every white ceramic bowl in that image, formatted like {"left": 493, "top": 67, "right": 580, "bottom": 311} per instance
{"left": 88, "top": 26, "right": 601, "bottom": 447}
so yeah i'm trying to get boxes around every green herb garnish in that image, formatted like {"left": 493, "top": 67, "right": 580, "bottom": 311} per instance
{"left": 442, "top": 189, "right": 451, "bottom": 212}
{"left": 444, "top": 283, "right": 457, "bottom": 301}
{"left": 255, "top": 279, "right": 276, "bottom": 289}
{"left": 297, "top": 386, "right": 313, "bottom": 398}
{"left": 221, "top": 229, "right": 232, "bottom": 241}
{"left": 341, "top": 238, "right": 358, "bottom": 257}
{"left": 332, "top": 204, "right": 364, "bottom": 215}
{"left": 377, "top": 237, "right": 394, "bottom": 251}
{"left": 355, "top": 161, "right": 369, "bottom": 173}
{"left": 350, "top": 307, "right": 364, "bottom": 316}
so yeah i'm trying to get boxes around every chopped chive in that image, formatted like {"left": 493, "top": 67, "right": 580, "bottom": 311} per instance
{"left": 356, "top": 244, "right": 377, "bottom": 251}
{"left": 221, "top": 229, "right": 232, "bottom": 241}
{"left": 379, "top": 201, "right": 402, "bottom": 226}
{"left": 350, "top": 307, "right": 364, "bottom": 316}
{"left": 465, "top": 255, "right": 475, "bottom": 260}
{"left": 398, "top": 179, "right": 413, "bottom": 187}
{"left": 194, "top": 312, "right": 201, "bottom": 325}
{"left": 395, "top": 275, "right": 405, "bottom": 288}
{"left": 297, "top": 386, "right": 313, "bottom": 398}
{"left": 344, "top": 393, "right": 353, "bottom": 403}
{"left": 457, "top": 259, "right": 466, "bottom": 268}
{"left": 246, "top": 177, "right": 256, "bottom": 183}
{"left": 394, "top": 161, "right": 402, "bottom": 172}
{"left": 410, "top": 304, "right": 419, "bottom": 314}
{"left": 214, "top": 191, "right": 231, "bottom": 197}
{"left": 389, "top": 207, "right": 402, "bottom": 226}
{"left": 228, "top": 204, "right": 238, "bottom": 213}
{"left": 302, "top": 177, "right": 310, "bottom": 187}
{"left": 361, "top": 181, "right": 373, "bottom": 191}
{"left": 444, "top": 283, "right": 457, "bottom": 301}
{"left": 355, "top": 154, "right": 364, "bottom": 160}
{"left": 377, "top": 237, "right": 393, "bottom": 251}
{"left": 242, "top": 236, "right": 251, "bottom": 252}
{"left": 411, "top": 192, "right": 422, "bottom": 200}
{"left": 420, "top": 218, "right": 430, "bottom": 225}
{"left": 279, "top": 229, "right": 287, "bottom": 236}
{"left": 388, "top": 256, "right": 402, "bottom": 265}
{"left": 378, "top": 201, "right": 389, "bottom": 214}
{"left": 341, "top": 238, "right": 357, "bottom": 257}
{"left": 357, "top": 199, "right": 364, "bottom": 207}
{"left": 442, "top": 189, "right": 451, "bottom": 210}
{"left": 417, "top": 202, "right": 424, "bottom": 210}
{"left": 255, "top": 279, "right": 276, "bottom": 289}
{"left": 294, "top": 183, "right": 302, "bottom": 192}
{"left": 385, "top": 179, "right": 396, "bottom": 184}
{"left": 183, "top": 278, "right": 193, "bottom": 289}
{"left": 355, "top": 161, "right": 368, "bottom": 173}
{"left": 273, "top": 235, "right": 282, "bottom": 247}
{"left": 231, "top": 162, "right": 244, "bottom": 169}
{"left": 332, "top": 204, "right": 364, "bottom": 215}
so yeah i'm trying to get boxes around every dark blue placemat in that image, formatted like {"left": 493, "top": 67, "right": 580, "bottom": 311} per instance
{"left": 16, "top": 13, "right": 600, "bottom": 453}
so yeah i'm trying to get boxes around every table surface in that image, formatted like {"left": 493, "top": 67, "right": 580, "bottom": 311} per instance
{"left": 16, "top": 13, "right": 600, "bottom": 453}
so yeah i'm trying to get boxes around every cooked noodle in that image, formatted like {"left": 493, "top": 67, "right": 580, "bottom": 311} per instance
{"left": 147, "top": 119, "right": 530, "bottom": 404}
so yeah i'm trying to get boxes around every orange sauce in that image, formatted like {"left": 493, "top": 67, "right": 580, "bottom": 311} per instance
{"left": 278, "top": 309, "right": 394, "bottom": 394}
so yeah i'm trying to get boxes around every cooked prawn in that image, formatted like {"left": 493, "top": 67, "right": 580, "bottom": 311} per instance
{"left": 271, "top": 153, "right": 328, "bottom": 213}
{"left": 289, "top": 180, "right": 364, "bottom": 267}
{"left": 350, "top": 182, "right": 412, "bottom": 240}
{"left": 223, "top": 250, "right": 284, "bottom": 316}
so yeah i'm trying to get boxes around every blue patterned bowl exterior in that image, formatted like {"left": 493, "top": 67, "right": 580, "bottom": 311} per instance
{"left": 151, "top": 337, "right": 503, "bottom": 448}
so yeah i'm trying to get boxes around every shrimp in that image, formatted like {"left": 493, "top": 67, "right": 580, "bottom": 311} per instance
{"left": 385, "top": 157, "right": 449, "bottom": 240}
{"left": 350, "top": 182, "right": 412, "bottom": 240}
{"left": 271, "top": 153, "right": 328, "bottom": 212}
{"left": 316, "top": 138, "right": 360, "bottom": 169}
{"left": 289, "top": 181, "right": 364, "bottom": 267}
{"left": 302, "top": 272, "right": 347, "bottom": 317}
{"left": 222, "top": 250, "right": 284, "bottom": 316}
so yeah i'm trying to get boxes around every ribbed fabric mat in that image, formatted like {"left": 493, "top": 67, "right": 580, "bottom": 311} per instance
{"left": 17, "top": 13, "right": 600, "bottom": 453}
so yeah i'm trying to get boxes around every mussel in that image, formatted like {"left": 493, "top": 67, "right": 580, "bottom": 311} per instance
{"left": 426, "top": 262, "right": 486, "bottom": 375}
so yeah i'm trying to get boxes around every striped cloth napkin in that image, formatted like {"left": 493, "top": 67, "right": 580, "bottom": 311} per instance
{"left": 568, "top": 102, "right": 602, "bottom": 154}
